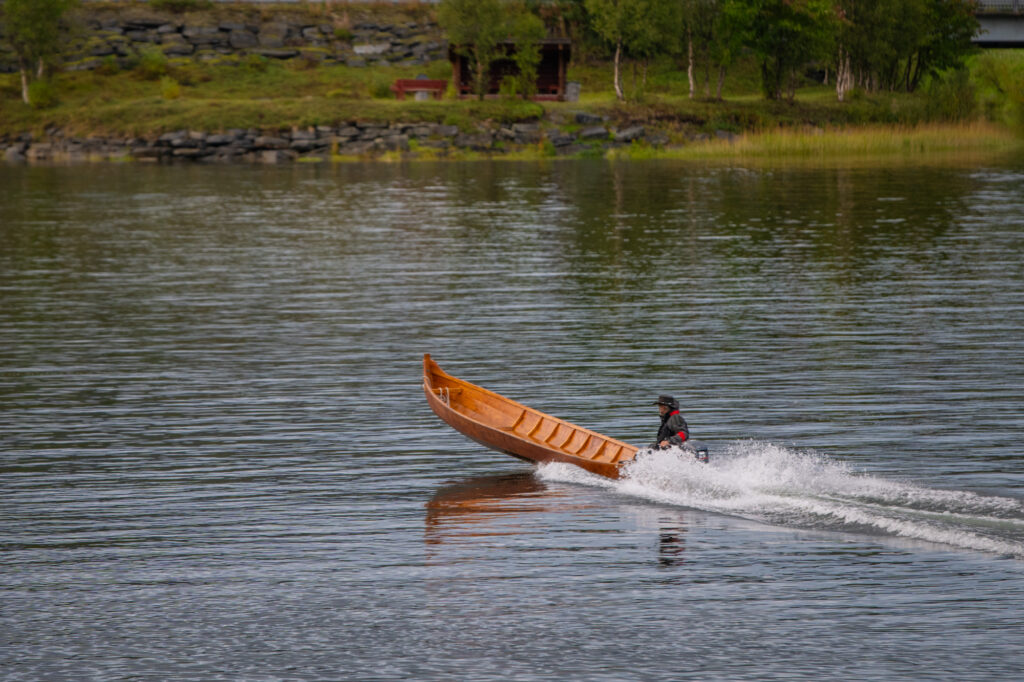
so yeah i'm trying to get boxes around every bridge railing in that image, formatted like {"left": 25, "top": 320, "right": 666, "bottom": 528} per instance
{"left": 976, "top": 0, "right": 1023, "bottom": 13}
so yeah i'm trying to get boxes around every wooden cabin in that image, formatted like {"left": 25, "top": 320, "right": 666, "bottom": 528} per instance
{"left": 448, "top": 39, "right": 572, "bottom": 101}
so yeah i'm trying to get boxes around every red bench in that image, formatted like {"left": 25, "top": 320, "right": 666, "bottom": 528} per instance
{"left": 390, "top": 78, "right": 448, "bottom": 100}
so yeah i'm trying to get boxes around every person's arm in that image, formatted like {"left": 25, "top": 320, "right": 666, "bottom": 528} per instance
{"left": 664, "top": 413, "right": 689, "bottom": 447}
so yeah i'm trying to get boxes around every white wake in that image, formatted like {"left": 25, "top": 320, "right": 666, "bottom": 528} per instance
{"left": 537, "top": 441, "right": 1024, "bottom": 558}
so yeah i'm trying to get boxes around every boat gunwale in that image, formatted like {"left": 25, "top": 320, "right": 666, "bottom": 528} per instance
{"left": 422, "top": 355, "right": 638, "bottom": 465}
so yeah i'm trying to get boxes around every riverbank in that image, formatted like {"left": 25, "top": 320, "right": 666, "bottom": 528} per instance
{"left": 4, "top": 120, "right": 1020, "bottom": 166}
{"left": 2, "top": 3, "right": 1022, "bottom": 164}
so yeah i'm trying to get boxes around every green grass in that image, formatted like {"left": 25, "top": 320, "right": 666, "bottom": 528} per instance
{"left": 603, "top": 122, "right": 1023, "bottom": 167}
{"left": 0, "top": 59, "right": 542, "bottom": 136}
{"left": 2, "top": 44, "right": 1021, "bottom": 160}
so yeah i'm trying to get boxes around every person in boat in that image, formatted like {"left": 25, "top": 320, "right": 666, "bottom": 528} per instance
{"left": 652, "top": 395, "right": 689, "bottom": 449}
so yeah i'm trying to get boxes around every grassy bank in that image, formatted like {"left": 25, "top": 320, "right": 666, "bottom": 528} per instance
{"left": 2, "top": 39, "right": 1022, "bottom": 160}
{"left": 605, "top": 122, "right": 1023, "bottom": 163}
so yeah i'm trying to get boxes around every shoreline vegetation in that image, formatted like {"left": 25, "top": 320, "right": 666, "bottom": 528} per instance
{"left": 1, "top": 2, "right": 1022, "bottom": 165}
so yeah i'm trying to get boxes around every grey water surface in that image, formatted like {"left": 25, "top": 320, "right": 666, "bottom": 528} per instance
{"left": 2, "top": 159, "right": 1023, "bottom": 681}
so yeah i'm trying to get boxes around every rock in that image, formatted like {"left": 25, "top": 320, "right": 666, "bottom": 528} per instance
{"left": 124, "top": 17, "right": 166, "bottom": 30}
{"left": 259, "top": 49, "right": 299, "bottom": 59}
{"left": 259, "top": 150, "right": 285, "bottom": 164}
{"left": 574, "top": 112, "right": 603, "bottom": 125}
{"left": 290, "top": 139, "right": 324, "bottom": 152}
{"left": 4, "top": 147, "right": 26, "bottom": 163}
{"left": 375, "top": 134, "right": 409, "bottom": 152}
{"left": 353, "top": 42, "right": 391, "bottom": 56}
{"left": 715, "top": 129, "right": 736, "bottom": 142}
{"left": 548, "top": 132, "right": 575, "bottom": 147}
{"left": 172, "top": 147, "right": 207, "bottom": 158}
{"left": 253, "top": 136, "right": 289, "bottom": 149}
{"left": 156, "top": 24, "right": 180, "bottom": 34}
{"left": 435, "top": 125, "right": 459, "bottom": 138}
{"left": 125, "top": 30, "right": 157, "bottom": 43}
{"left": 183, "top": 25, "right": 222, "bottom": 45}
{"left": 454, "top": 133, "right": 492, "bottom": 151}
{"left": 614, "top": 126, "right": 645, "bottom": 143}
{"left": 26, "top": 144, "right": 52, "bottom": 162}
{"left": 258, "top": 23, "right": 290, "bottom": 49}
{"left": 646, "top": 132, "right": 670, "bottom": 147}
{"left": 579, "top": 125, "right": 609, "bottom": 141}
{"left": 157, "top": 130, "right": 187, "bottom": 146}
{"left": 90, "top": 43, "right": 117, "bottom": 57}
{"left": 340, "top": 140, "right": 375, "bottom": 155}
{"left": 161, "top": 35, "right": 194, "bottom": 56}
{"left": 408, "top": 125, "right": 436, "bottom": 138}
{"left": 228, "top": 31, "right": 258, "bottom": 50}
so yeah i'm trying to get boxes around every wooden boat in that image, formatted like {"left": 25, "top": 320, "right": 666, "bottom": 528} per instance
{"left": 423, "top": 354, "right": 638, "bottom": 479}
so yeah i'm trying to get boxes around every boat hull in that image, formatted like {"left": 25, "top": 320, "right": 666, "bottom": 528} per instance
{"left": 423, "top": 354, "right": 637, "bottom": 479}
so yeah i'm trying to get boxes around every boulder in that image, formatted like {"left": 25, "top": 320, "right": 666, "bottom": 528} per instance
{"left": 353, "top": 42, "right": 391, "bottom": 56}
{"left": 579, "top": 125, "right": 609, "bottom": 141}
{"left": 574, "top": 112, "right": 604, "bottom": 125}
{"left": 614, "top": 126, "right": 645, "bottom": 143}
{"left": 253, "top": 136, "right": 289, "bottom": 149}
{"left": 548, "top": 132, "right": 575, "bottom": 147}
{"left": 228, "top": 31, "right": 258, "bottom": 50}
{"left": 258, "top": 23, "right": 290, "bottom": 49}
{"left": 183, "top": 25, "right": 222, "bottom": 45}
{"left": 259, "top": 49, "right": 299, "bottom": 59}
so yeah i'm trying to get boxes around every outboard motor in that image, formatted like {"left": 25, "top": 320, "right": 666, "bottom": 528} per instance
{"left": 683, "top": 440, "right": 710, "bottom": 464}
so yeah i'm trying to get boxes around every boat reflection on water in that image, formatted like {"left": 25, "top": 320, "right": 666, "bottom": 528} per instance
{"left": 424, "top": 471, "right": 690, "bottom": 568}
{"left": 424, "top": 472, "right": 576, "bottom": 545}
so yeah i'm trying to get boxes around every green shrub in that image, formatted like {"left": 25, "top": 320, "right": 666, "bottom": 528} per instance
{"left": 95, "top": 55, "right": 120, "bottom": 76}
{"left": 135, "top": 48, "right": 169, "bottom": 81}
{"left": 243, "top": 54, "right": 269, "bottom": 73}
{"left": 28, "top": 79, "right": 59, "bottom": 109}
{"left": 369, "top": 74, "right": 394, "bottom": 99}
{"left": 923, "top": 67, "right": 977, "bottom": 122}
{"left": 160, "top": 76, "right": 182, "bottom": 100}
{"left": 973, "top": 51, "right": 1024, "bottom": 131}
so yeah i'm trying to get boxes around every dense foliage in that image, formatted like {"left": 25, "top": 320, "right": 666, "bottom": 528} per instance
{"left": 561, "top": 0, "right": 980, "bottom": 101}
{"left": 0, "top": 0, "right": 78, "bottom": 105}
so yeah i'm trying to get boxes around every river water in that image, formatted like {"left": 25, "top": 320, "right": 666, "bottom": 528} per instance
{"left": 2, "top": 158, "right": 1023, "bottom": 681}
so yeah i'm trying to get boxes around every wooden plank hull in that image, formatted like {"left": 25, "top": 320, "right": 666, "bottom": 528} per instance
{"left": 423, "top": 354, "right": 638, "bottom": 479}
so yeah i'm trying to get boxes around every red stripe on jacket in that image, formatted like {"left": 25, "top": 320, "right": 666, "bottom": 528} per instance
{"left": 669, "top": 410, "right": 687, "bottom": 442}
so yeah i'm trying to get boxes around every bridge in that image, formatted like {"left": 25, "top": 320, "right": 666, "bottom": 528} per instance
{"left": 976, "top": 0, "right": 1024, "bottom": 46}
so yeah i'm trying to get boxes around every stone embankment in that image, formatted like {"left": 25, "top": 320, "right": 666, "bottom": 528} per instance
{"left": 0, "top": 7, "right": 446, "bottom": 73}
{"left": 2, "top": 116, "right": 662, "bottom": 164}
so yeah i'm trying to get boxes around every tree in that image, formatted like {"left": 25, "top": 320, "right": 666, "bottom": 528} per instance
{"left": 681, "top": 0, "right": 737, "bottom": 100}
{"left": 585, "top": 0, "right": 681, "bottom": 101}
{"left": 733, "top": 0, "right": 837, "bottom": 101}
{"left": 438, "top": 0, "right": 509, "bottom": 100}
{"left": 439, "top": 0, "right": 549, "bottom": 100}
{"left": 1, "top": 0, "right": 77, "bottom": 105}
{"left": 509, "top": 9, "right": 547, "bottom": 99}
{"left": 833, "top": 0, "right": 977, "bottom": 100}
{"left": 908, "top": 0, "right": 978, "bottom": 91}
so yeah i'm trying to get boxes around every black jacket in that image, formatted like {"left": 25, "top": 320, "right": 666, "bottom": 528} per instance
{"left": 655, "top": 410, "right": 689, "bottom": 448}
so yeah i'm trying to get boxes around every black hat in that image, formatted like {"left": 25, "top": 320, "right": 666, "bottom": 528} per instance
{"left": 653, "top": 395, "right": 678, "bottom": 408}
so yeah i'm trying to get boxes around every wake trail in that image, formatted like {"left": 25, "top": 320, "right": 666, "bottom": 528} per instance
{"left": 537, "top": 440, "right": 1024, "bottom": 558}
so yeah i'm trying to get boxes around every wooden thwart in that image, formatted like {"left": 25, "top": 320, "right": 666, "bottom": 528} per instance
{"left": 423, "top": 354, "right": 638, "bottom": 479}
